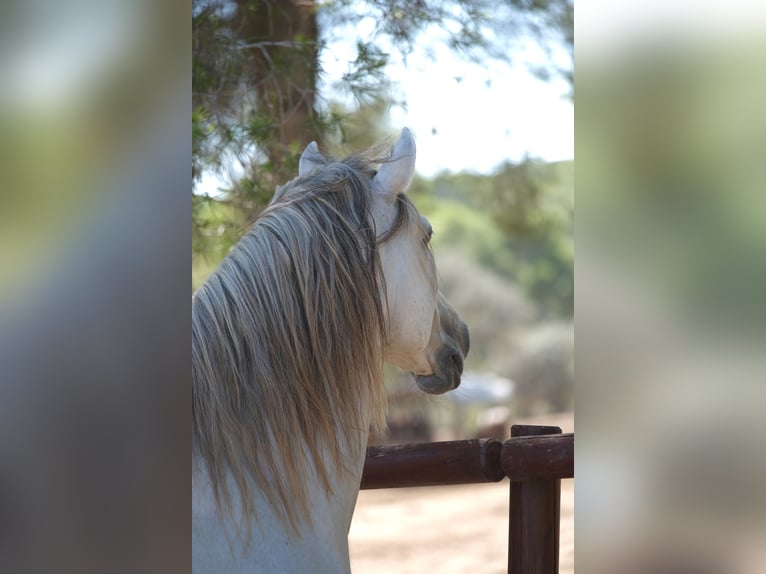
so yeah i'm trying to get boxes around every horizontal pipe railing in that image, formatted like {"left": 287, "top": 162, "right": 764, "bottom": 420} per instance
{"left": 361, "top": 438, "right": 504, "bottom": 489}
{"left": 360, "top": 426, "right": 573, "bottom": 573}
{"left": 361, "top": 433, "right": 573, "bottom": 489}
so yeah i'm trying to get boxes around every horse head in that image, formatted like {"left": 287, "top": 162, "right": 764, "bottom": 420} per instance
{"left": 300, "top": 127, "right": 469, "bottom": 394}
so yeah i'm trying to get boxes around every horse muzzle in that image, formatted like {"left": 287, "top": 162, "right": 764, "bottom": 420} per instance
{"left": 414, "top": 319, "right": 470, "bottom": 395}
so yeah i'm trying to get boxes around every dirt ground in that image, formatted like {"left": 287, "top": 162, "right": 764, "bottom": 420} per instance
{"left": 349, "top": 412, "right": 574, "bottom": 574}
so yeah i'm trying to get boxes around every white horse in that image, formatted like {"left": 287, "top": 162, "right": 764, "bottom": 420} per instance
{"left": 192, "top": 128, "right": 469, "bottom": 573}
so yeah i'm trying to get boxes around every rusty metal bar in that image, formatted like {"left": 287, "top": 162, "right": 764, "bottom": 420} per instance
{"left": 507, "top": 425, "right": 563, "bottom": 574}
{"left": 501, "top": 433, "right": 573, "bottom": 481}
{"left": 359, "top": 427, "right": 574, "bottom": 572}
{"left": 360, "top": 438, "right": 504, "bottom": 490}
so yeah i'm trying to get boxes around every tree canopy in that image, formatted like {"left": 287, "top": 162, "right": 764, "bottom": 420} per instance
{"left": 192, "top": 0, "right": 572, "bottom": 189}
{"left": 192, "top": 0, "right": 574, "bottom": 318}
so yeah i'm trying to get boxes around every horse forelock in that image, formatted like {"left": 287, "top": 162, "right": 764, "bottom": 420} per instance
{"left": 192, "top": 154, "right": 412, "bottom": 540}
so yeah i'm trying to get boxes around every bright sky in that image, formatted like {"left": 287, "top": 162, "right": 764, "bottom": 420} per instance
{"left": 196, "top": 24, "right": 573, "bottom": 194}
{"left": 320, "top": 31, "right": 573, "bottom": 178}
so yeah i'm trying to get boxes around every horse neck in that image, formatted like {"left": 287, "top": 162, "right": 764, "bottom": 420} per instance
{"left": 275, "top": 377, "right": 378, "bottom": 568}
{"left": 192, "top": 402, "right": 373, "bottom": 573}
{"left": 306, "top": 417, "right": 371, "bottom": 535}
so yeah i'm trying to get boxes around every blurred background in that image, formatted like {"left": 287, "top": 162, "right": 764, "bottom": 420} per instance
{"left": 0, "top": 1, "right": 189, "bottom": 573}
{"left": 192, "top": 0, "right": 574, "bottom": 446}
{"left": 5, "top": 0, "right": 764, "bottom": 573}
{"left": 577, "top": 3, "right": 766, "bottom": 573}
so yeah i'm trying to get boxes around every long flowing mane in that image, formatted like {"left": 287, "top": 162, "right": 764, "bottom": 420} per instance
{"left": 192, "top": 153, "right": 413, "bottom": 537}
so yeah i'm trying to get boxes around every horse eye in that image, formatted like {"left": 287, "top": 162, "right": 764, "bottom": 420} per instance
{"left": 424, "top": 229, "right": 433, "bottom": 244}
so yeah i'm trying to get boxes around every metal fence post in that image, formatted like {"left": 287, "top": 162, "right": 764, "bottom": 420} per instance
{"left": 507, "top": 424, "right": 562, "bottom": 574}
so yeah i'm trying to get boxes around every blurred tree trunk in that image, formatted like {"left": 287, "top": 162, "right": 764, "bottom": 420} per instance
{"left": 235, "top": 0, "right": 321, "bottom": 172}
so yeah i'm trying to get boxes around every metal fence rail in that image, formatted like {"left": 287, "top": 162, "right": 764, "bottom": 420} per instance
{"left": 360, "top": 424, "right": 574, "bottom": 574}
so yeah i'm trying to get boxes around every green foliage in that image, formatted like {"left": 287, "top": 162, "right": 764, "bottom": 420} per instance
{"left": 324, "top": 99, "right": 397, "bottom": 150}
{"left": 489, "top": 159, "right": 573, "bottom": 316}
{"left": 192, "top": 194, "right": 248, "bottom": 289}
{"left": 409, "top": 159, "right": 573, "bottom": 317}
{"left": 413, "top": 193, "right": 516, "bottom": 278}
{"left": 341, "top": 41, "right": 391, "bottom": 103}
{"left": 579, "top": 43, "right": 766, "bottom": 332}
{"left": 192, "top": 0, "right": 573, "bottom": 297}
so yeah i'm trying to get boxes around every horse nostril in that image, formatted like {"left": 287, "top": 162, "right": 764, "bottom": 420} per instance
{"left": 450, "top": 350, "right": 464, "bottom": 374}
{"left": 460, "top": 322, "right": 470, "bottom": 355}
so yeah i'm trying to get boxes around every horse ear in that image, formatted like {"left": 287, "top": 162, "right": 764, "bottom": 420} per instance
{"left": 373, "top": 127, "right": 416, "bottom": 197}
{"left": 299, "top": 141, "right": 324, "bottom": 176}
